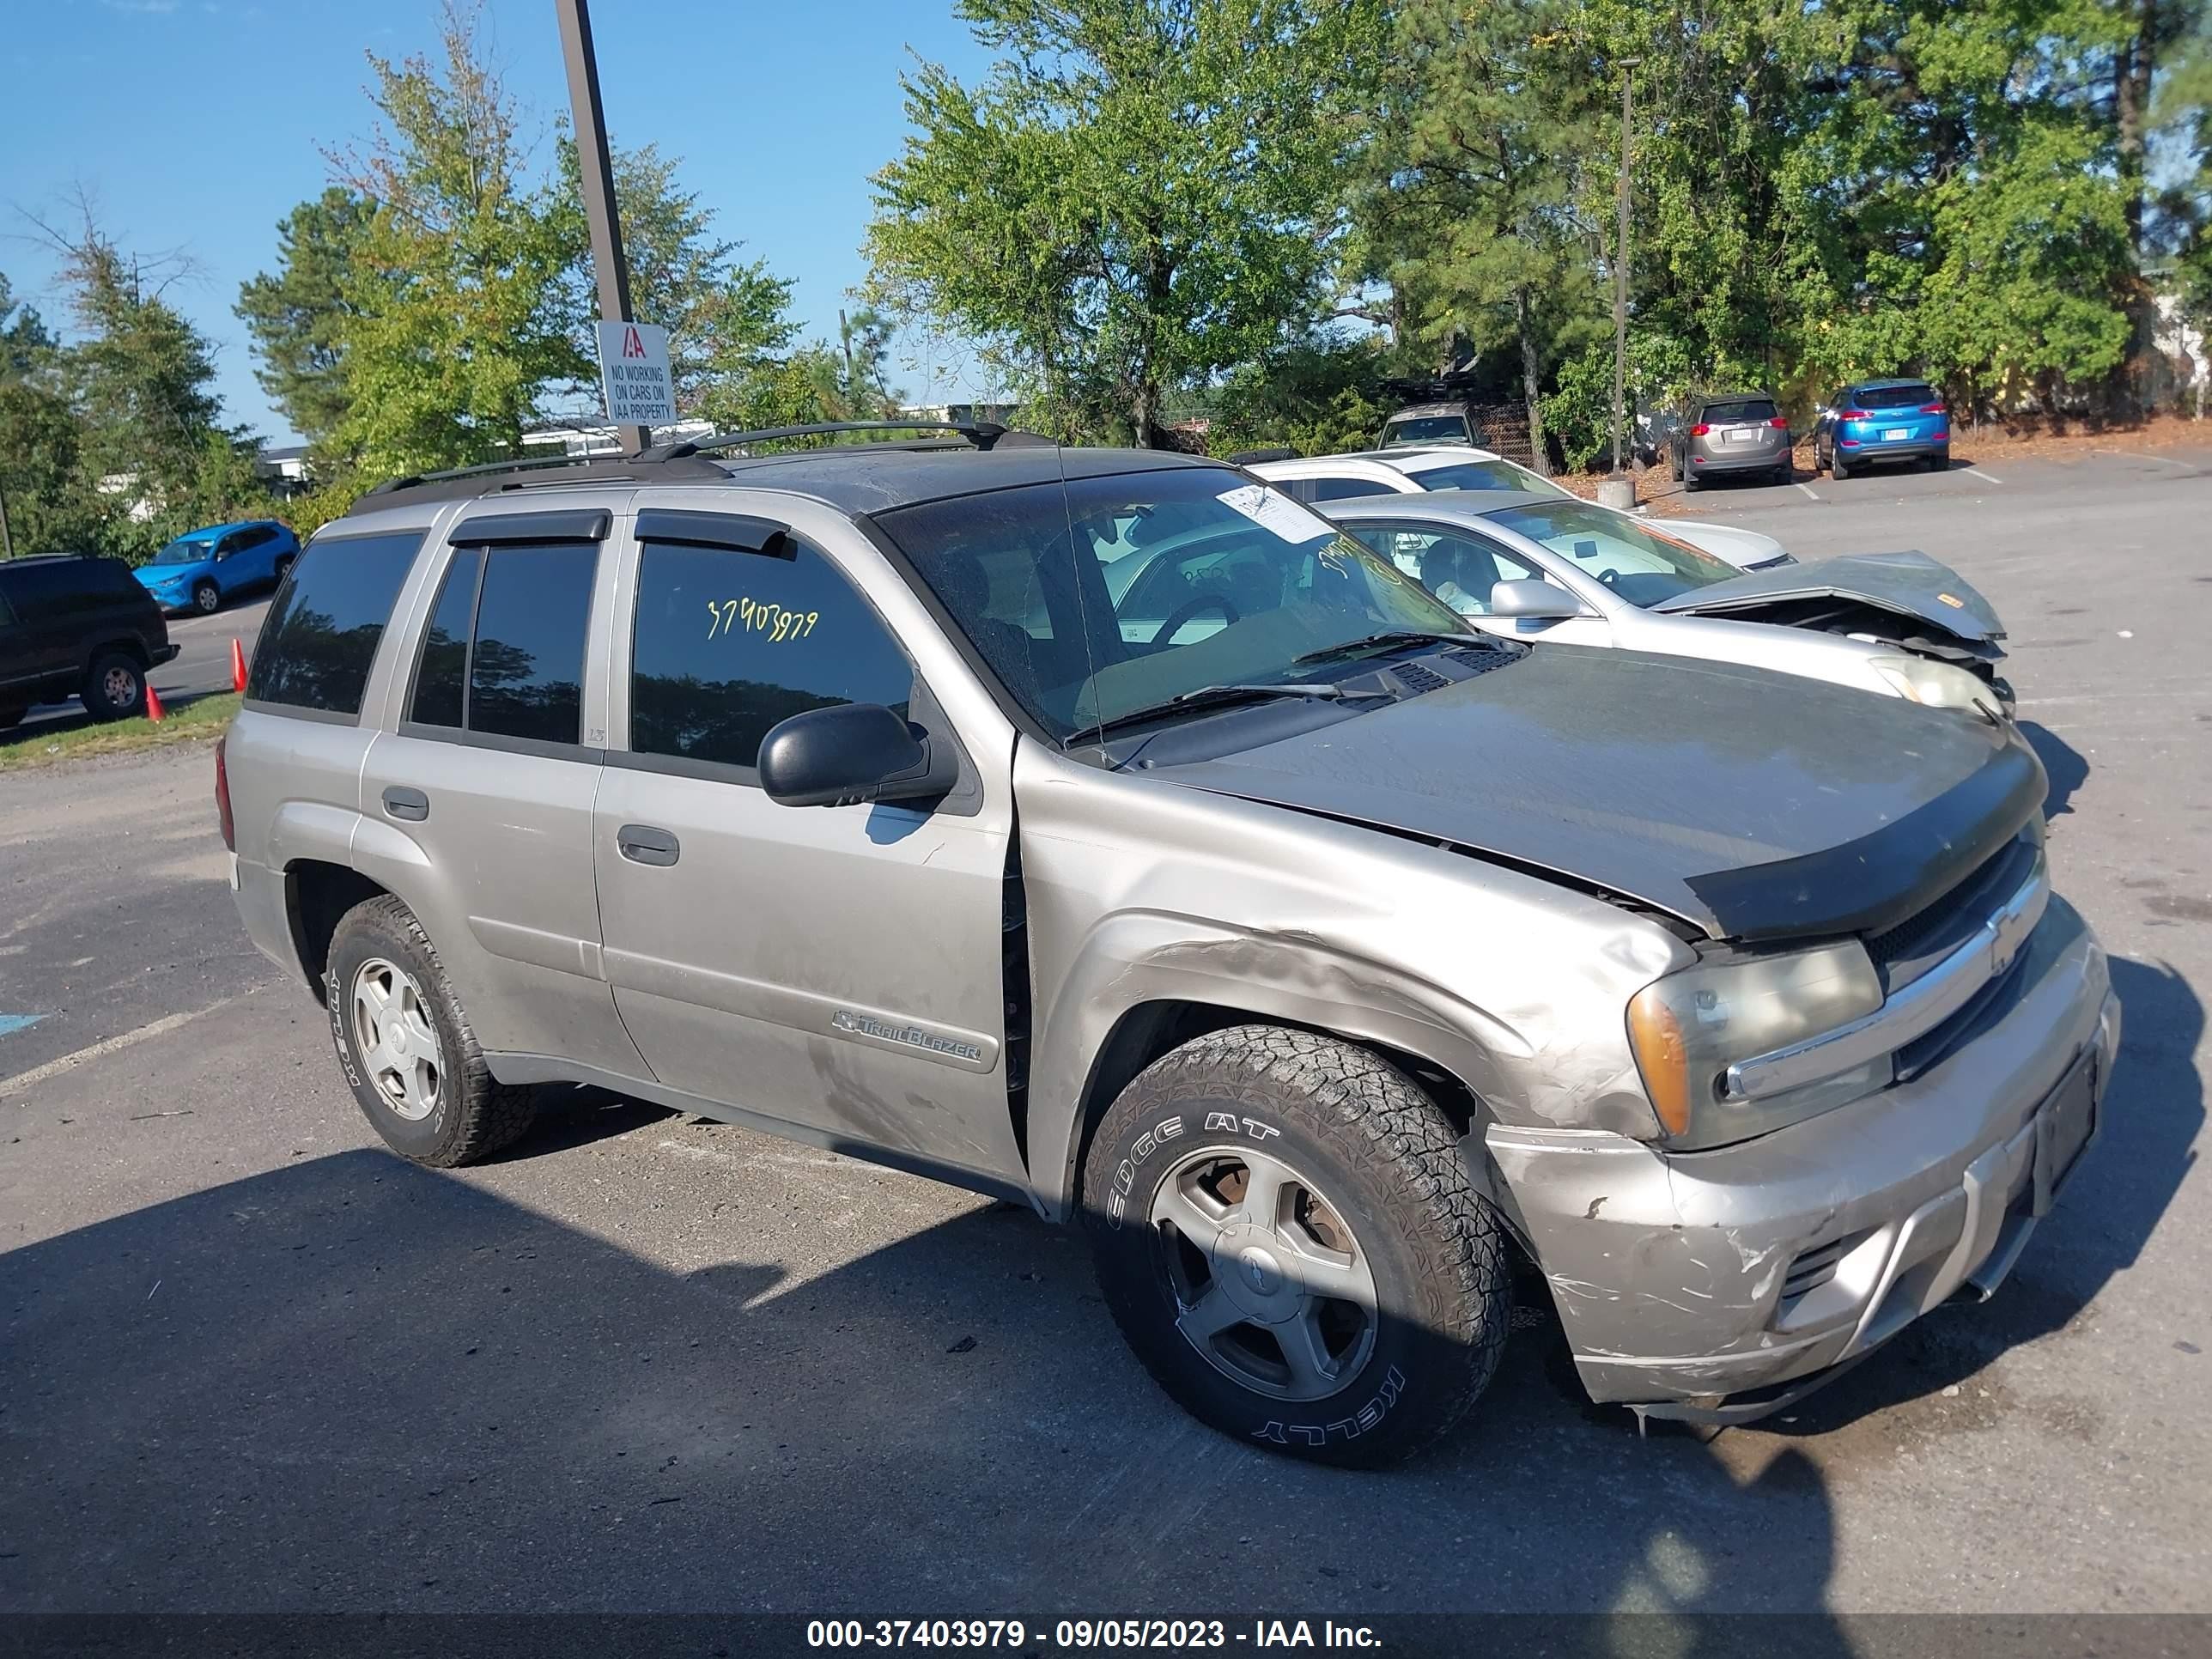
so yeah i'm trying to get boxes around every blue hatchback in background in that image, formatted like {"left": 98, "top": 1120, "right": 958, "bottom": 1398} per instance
{"left": 1815, "top": 380, "right": 1951, "bottom": 479}
{"left": 133, "top": 520, "right": 300, "bottom": 616}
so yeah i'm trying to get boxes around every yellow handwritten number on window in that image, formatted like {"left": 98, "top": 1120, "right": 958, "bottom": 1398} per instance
{"left": 705, "top": 599, "right": 822, "bottom": 642}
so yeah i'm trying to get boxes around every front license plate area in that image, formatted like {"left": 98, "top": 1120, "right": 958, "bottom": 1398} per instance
{"left": 2033, "top": 1048, "right": 2099, "bottom": 1216}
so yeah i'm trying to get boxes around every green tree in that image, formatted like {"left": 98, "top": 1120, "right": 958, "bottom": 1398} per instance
{"left": 234, "top": 187, "right": 374, "bottom": 448}
{"left": 868, "top": 0, "right": 1379, "bottom": 444}
{"left": 1352, "top": 0, "right": 1607, "bottom": 472}
{"left": 323, "top": 2, "right": 585, "bottom": 479}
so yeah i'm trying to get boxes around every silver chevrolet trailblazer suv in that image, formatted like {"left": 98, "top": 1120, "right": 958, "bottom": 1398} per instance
{"left": 219, "top": 422, "right": 2118, "bottom": 1465}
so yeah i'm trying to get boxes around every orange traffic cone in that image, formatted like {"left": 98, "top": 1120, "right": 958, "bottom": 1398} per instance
{"left": 143, "top": 681, "right": 166, "bottom": 723}
{"left": 230, "top": 637, "right": 247, "bottom": 693}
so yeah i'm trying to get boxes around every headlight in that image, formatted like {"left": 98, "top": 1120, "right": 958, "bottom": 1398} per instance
{"left": 1626, "top": 942, "right": 1886, "bottom": 1148}
{"left": 1868, "top": 654, "right": 1993, "bottom": 711}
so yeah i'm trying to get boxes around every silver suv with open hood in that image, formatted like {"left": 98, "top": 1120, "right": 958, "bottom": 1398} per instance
{"left": 218, "top": 425, "right": 2114, "bottom": 1464}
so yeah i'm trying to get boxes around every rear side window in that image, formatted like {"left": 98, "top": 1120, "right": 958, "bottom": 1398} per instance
{"left": 404, "top": 543, "right": 597, "bottom": 745}
{"left": 629, "top": 538, "right": 914, "bottom": 773}
{"left": 246, "top": 532, "right": 422, "bottom": 715}
{"left": 1700, "top": 398, "right": 1778, "bottom": 423}
{"left": 1853, "top": 383, "right": 1938, "bottom": 410}
{"left": 1305, "top": 477, "right": 1395, "bottom": 502}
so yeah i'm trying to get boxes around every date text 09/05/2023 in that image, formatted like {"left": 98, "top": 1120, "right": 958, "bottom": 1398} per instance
{"left": 805, "top": 1620, "right": 1384, "bottom": 1650}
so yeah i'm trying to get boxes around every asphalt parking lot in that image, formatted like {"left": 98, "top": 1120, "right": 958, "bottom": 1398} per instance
{"left": 3, "top": 445, "right": 2209, "bottom": 1620}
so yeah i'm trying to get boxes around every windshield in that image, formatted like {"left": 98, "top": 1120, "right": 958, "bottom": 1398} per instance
{"left": 1380, "top": 416, "right": 1470, "bottom": 447}
{"left": 874, "top": 466, "right": 1473, "bottom": 741}
{"left": 153, "top": 538, "right": 216, "bottom": 565}
{"left": 1407, "top": 458, "right": 1570, "bottom": 501}
{"left": 1481, "top": 501, "right": 1743, "bottom": 607}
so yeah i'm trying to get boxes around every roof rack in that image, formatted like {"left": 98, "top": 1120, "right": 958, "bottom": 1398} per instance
{"left": 360, "top": 451, "right": 617, "bottom": 500}
{"left": 642, "top": 419, "right": 1010, "bottom": 460}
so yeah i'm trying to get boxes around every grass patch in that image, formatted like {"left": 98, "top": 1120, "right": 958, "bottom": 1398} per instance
{"left": 0, "top": 692, "right": 241, "bottom": 774}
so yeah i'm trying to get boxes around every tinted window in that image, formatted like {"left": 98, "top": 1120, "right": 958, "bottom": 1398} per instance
{"left": 1854, "top": 383, "right": 1937, "bottom": 410}
{"left": 229, "top": 526, "right": 274, "bottom": 554}
{"left": 406, "top": 546, "right": 482, "bottom": 730}
{"left": 467, "top": 544, "right": 597, "bottom": 744}
{"left": 1407, "top": 459, "right": 1568, "bottom": 500}
{"left": 1700, "top": 398, "right": 1778, "bottom": 423}
{"left": 630, "top": 539, "right": 913, "bottom": 771}
{"left": 1308, "top": 477, "right": 1395, "bottom": 502}
{"left": 247, "top": 532, "right": 421, "bottom": 714}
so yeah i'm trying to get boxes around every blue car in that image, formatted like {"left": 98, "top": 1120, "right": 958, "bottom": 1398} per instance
{"left": 1814, "top": 379, "right": 1951, "bottom": 480}
{"left": 133, "top": 520, "right": 301, "bottom": 616}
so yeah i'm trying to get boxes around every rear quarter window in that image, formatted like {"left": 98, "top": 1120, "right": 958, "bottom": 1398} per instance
{"left": 246, "top": 531, "right": 423, "bottom": 716}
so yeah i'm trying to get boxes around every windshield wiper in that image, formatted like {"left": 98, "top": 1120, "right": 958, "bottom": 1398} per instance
{"left": 1292, "top": 629, "right": 1475, "bottom": 666}
{"left": 1076, "top": 681, "right": 1385, "bottom": 744}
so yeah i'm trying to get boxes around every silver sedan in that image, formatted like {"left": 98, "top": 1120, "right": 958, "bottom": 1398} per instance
{"left": 1319, "top": 492, "right": 2013, "bottom": 715}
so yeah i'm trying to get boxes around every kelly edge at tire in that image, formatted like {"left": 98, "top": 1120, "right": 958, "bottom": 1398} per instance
{"left": 1081, "top": 1024, "right": 1511, "bottom": 1467}
{"left": 325, "top": 892, "right": 538, "bottom": 1168}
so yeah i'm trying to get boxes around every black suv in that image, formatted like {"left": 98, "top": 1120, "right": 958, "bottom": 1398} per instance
{"left": 0, "top": 555, "right": 179, "bottom": 727}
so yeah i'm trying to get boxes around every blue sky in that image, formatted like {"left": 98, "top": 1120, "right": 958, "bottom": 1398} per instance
{"left": 2, "top": 0, "right": 1000, "bottom": 442}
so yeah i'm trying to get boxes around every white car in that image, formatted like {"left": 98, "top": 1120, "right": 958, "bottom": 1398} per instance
{"left": 1317, "top": 491, "right": 2014, "bottom": 715}
{"left": 1250, "top": 447, "right": 1790, "bottom": 571}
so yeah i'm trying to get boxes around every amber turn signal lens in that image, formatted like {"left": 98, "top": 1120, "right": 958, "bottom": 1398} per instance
{"left": 1626, "top": 985, "right": 1693, "bottom": 1137}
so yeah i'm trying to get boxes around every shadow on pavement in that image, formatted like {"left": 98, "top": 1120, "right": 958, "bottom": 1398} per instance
{"left": 0, "top": 1143, "right": 1847, "bottom": 1628}
{"left": 2021, "top": 720, "right": 2088, "bottom": 819}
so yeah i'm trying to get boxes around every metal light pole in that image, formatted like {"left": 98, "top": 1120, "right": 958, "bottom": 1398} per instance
{"left": 555, "top": 0, "right": 647, "bottom": 456}
{"left": 1610, "top": 57, "right": 1642, "bottom": 478}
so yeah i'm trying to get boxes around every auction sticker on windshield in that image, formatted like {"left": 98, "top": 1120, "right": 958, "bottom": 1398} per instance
{"left": 1216, "top": 483, "right": 1337, "bottom": 545}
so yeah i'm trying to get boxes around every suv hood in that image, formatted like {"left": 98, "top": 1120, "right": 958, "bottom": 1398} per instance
{"left": 1152, "top": 647, "right": 2041, "bottom": 942}
{"left": 1651, "top": 549, "right": 2003, "bottom": 646}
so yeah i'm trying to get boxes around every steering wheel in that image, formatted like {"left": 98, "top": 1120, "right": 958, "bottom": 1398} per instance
{"left": 1152, "top": 591, "right": 1240, "bottom": 646}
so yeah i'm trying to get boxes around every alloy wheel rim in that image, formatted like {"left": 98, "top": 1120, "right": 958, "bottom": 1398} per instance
{"left": 103, "top": 665, "right": 137, "bottom": 706}
{"left": 349, "top": 957, "right": 444, "bottom": 1122}
{"left": 1147, "top": 1146, "right": 1378, "bottom": 1401}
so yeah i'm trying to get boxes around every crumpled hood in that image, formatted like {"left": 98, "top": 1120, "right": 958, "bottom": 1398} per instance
{"left": 1652, "top": 548, "right": 2004, "bottom": 643}
{"left": 1153, "top": 647, "right": 2043, "bottom": 941}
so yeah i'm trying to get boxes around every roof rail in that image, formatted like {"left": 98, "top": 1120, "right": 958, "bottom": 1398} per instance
{"left": 359, "top": 451, "right": 609, "bottom": 499}
{"left": 643, "top": 419, "right": 1009, "bottom": 460}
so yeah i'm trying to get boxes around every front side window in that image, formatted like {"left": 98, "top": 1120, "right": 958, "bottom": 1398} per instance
{"left": 1406, "top": 459, "right": 1569, "bottom": 500}
{"left": 1480, "top": 502, "right": 1740, "bottom": 608}
{"left": 247, "top": 532, "right": 422, "bottom": 715}
{"left": 1342, "top": 526, "right": 1538, "bottom": 616}
{"left": 400, "top": 542, "right": 595, "bottom": 744}
{"left": 877, "top": 468, "right": 1471, "bottom": 740}
{"left": 629, "top": 538, "right": 914, "bottom": 772}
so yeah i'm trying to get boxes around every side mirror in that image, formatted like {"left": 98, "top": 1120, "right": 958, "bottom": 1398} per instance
{"left": 1488, "top": 579, "right": 1583, "bottom": 621}
{"left": 758, "top": 702, "right": 955, "bottom": 809}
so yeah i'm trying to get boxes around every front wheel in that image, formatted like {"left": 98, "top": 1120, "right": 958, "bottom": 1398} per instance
{"left": 326, "top": 893, "right": 538, "bottom": 1167}
{"left": 1082, "top": 1026, "right": 1510, "bottom": 1467}
{"left": 192, "top": 580, "right": 221, "bottom": 615}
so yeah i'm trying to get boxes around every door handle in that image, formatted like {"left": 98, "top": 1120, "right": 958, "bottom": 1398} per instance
{"left": 616, "top": 823, "right": 680, "bottom": 866}
{"left": 382, "top": 786, "right": 429, "bottom": 822}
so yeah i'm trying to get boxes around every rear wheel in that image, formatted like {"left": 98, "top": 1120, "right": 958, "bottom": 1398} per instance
{"left": 326, "top": 894, "right": 538, "bottom": 1167}
{"left": 191, "top": 580, "right": 221, "bottom": 615}
{"left": 80, "top": 650, "right": 144, "bottom": 720}
{"left": 1082, "top": 1025, "right": 1510, "bottom": 1468}
{"left": 1831, "top": 453, "right": 1850, "bottom": 481}
{"left": 1774, "top": 455, "right": 1793, "bottom": 484}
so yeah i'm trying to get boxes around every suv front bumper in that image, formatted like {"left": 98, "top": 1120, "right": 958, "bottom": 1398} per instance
{"left": 1486, "top": 895, "right": 2115, "bottom": 1417}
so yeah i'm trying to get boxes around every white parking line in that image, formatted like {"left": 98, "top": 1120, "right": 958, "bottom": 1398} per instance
{"left": 0, "top": 995, "right": 250, "bottom": 1098}
{"left": 1964, "top": 466, "right": 2003, "bottom": 484}
{"left": 1795, "top": 482, "right": 1820, "bottom": 501}
{"left": 2092, "top": 448, "right": 2195, "bottom": 472}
